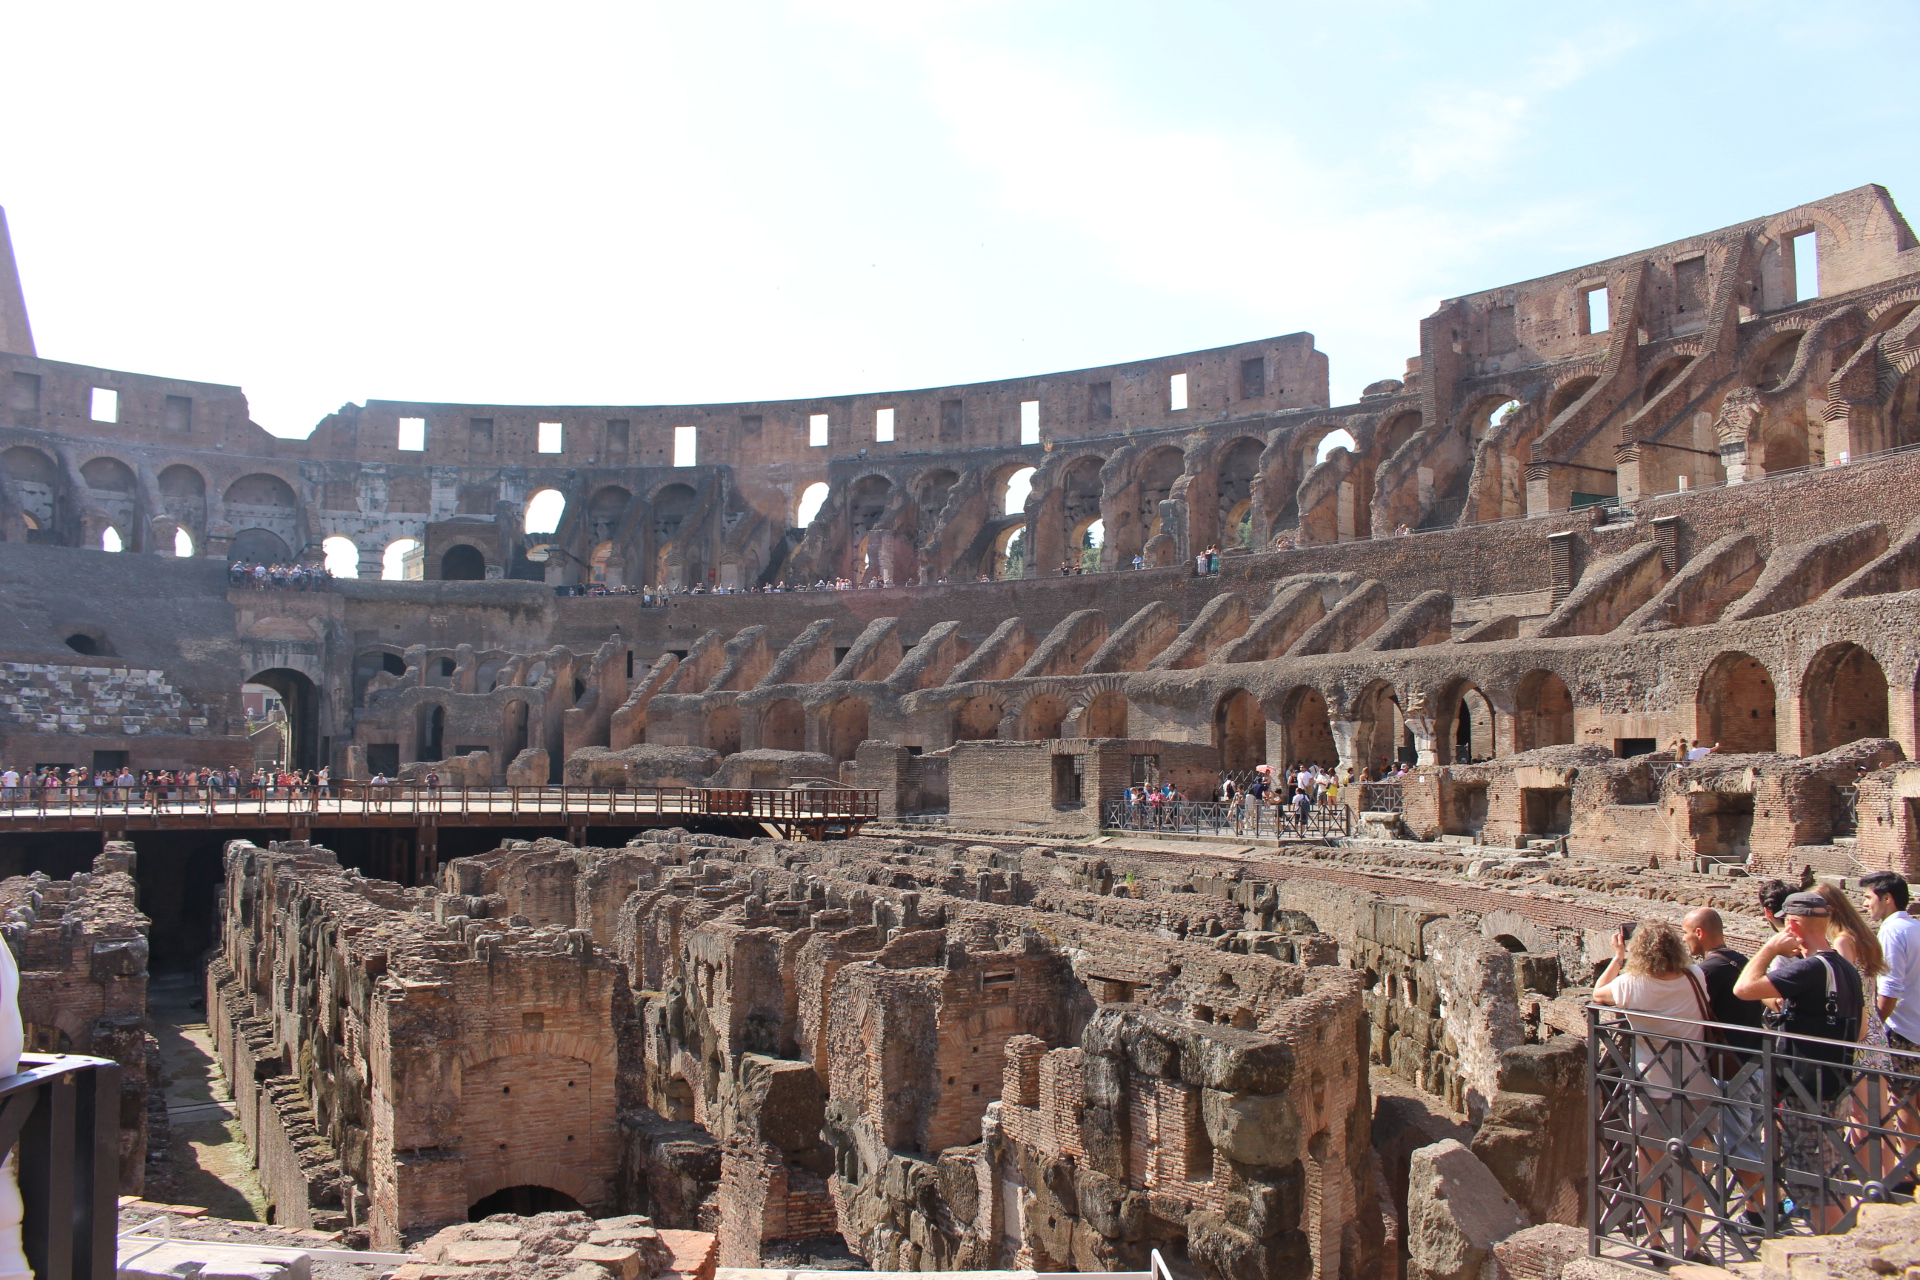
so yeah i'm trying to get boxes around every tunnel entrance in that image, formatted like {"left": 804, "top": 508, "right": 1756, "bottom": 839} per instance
{"left": 469, "top": 1186, "right": 583, "bottom": 1220}
{"left": 246, "top": 668, "right": 320, "bottom": 771}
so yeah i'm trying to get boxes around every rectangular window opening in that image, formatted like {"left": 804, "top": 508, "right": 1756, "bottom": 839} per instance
{"left": 1169, "top": 373, "right": 1189, "bottom": 411}
{"left": 875, "top": 407, "right": 895, "bottom": 443}
{"left": 1792, "top": 231, "right": 1819, "bottom": 302}
{"left": 809, "top": 413, "right": 830, "bottom": 447}
{"left": 164, "top": 395, "right": 192, "bottom": 432}
{"left": 1239, "top": 358, "right": 1265, "bottom": 399}
{"left": 1019, "top": 399, "right": 1040, "bottom": 445}
{"left": 537, "top": 421, "right": 563, "bottom": 454}
{"left": 1089, "top": 381, "right": 1112, "bottom": 421}
{"left": 10, "top": 372, "right": 40, "bottom": 414}
{"left": 1582, "top": 286, "right": 1610, "bottom": 336}
{"left": 673, "top": 426, "right": 697, "bottom": 467}
{"left": 90, "top": 387, "right": 118, "bottom": 423}
{"left": 398, "top": 416, "right": 426, "bottom": 451}
{"left": 939, "top": 399, "right": 963, "bottom": 441}
{"left": 740, "top": 414, "right": 762, "bottom": 434}
{"left": 469, "top": 418, "right": 494, "bottom": 452}
{"left": 606, "top": 420, "right": 630, "bottom": 455}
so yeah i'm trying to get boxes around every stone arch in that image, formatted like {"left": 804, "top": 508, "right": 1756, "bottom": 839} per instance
{"left": 1436, "top": 678, "right": 1497, "bottom": 764}
{"left": 79, "top": 456, "right": 136, "bottom": 492}
{"left": 762, "top": 699, "right": 806, "bottom": 752}
{"left": 157, "top": 464, "right": 208, "bottom": 537}
{"left": 705, "top": 704, "right": 741, "bottom": 756}
{"left": 1513, "top": 670, "right": 1574, "bottom": 752}
{"left": 1378, "top": 410, "right": 1422, "bottom": 457}
{"left": 1461, "top": 397, "right": 1518, "bottom": 444}
{"left": 1276, "top": 686, "right": 1336, "bottom": 770}
{"left": 1018, "top": 692, "right": 1070, "bottom": 742}
{"left": 441, "top": 543, "right": 486, "bottom": 580}
{"left": 1697, "top": 652, "right": 1777, "bottom": 754}
{"left": 230, "top": 528, "right": 292, "bottom": 563}
{"left": 248, "top": 667, "right": 320, "bottom": 770}
{"left": 501, "top": 699, "right": 531, "bottom": 764}
{"left": 953, "top": 694, "right": 1003, "bottom": 742}
{"left": 1213, "top": 437, "right": 1265, "bottom": 550}
{"left": 1641, "top": 355, "right": 1694, "bottom": 407}
{"left": 825, "top": 698, "right": 870, "bottom": 763}
{"left": 1352, "top": 680, "right": 1409, "bottom": 775}
{"left": 586, "top": 486, "right": 633, "bottom": 544}
{"left": 1134, "top": 446, "right": 1184, "bottom": 540}
{"left": 1060, "top": 455, "right": 1106, "bottom": 554}
{"left": 1214, "top": 688, "right": 1266, "bottom": 771}
{"left": 1802, "top": 642, "right": 1889, "bottom": 754}
{"left": 987, "top": 521, "right": 1026, "bottom": 580}
{"left": 224, "top": 472, "right": 298, "bottom": 510}
{"left": 1077, "top": 687, "right": 1129, "bottom": 739}
{"left": 1748, "top": 330, "right": 1808, "bottom": 392}
{"left": 416, "top": 699, "right": 446, "bottom": 762}
{"left": 1545, "top": 375, "right": 1599, "bottom": 423}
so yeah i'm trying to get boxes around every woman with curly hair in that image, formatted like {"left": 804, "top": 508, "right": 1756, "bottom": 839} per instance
{"left": 1594, "top": 918, "right": 1711, "bottom": 1260}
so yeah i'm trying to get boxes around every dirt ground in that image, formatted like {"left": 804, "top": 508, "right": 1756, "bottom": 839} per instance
{"left": 147, "top": 969, "right": 267, "bottom": 1222}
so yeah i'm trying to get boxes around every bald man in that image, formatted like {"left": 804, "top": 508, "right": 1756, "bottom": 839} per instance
{"left": 1683, "top": 907, "right": 1764, "bottom": 1051}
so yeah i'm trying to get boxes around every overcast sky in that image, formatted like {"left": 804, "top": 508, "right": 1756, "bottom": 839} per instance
{"left": 5, "top": 1, "right": 1917, "bottom": 438}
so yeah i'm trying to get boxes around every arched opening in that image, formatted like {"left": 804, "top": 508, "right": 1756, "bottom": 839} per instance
{"left": 705, "top": 705, "right": 741, "bottom": 756}
{"left": 953, "top": 696, "right": 1003, "bottom": 742}
{"left": 1278, "top": 687, "right": 1336, "bottom": 770}
{"left": 1002, "top": 466, "right": 1036, "bottom": 516}
{"left": 1754, "top": 332, "right": 1805, "bottom": 392}
{"left": 1082, "top": 689, "right": 1128, "bottom": 739}
{"left": 4, "top": 446, "right": 61, "bottom": 533}
{"left": 230, "top": 528, "right": 292, "bottom": 564}
{"left": 796, "top": 481, "right": 830, "bottom": 528}
{"left": 586, "top": 486, "right": 632, "bottom": 544}
{"left": 100, "top": 526, "right": 124, "bottom": 552}
{"left": 1436, "top": 682, "right": 1496, "bottom": 763}
{"left": 523, "top": 489, "right": 566, "bottom": 536}
{"left": 1353, "top": 681, "right": 1408, "bottom": 775}
{"left": 80, "top": 457, "right": 136, "bottom": 493}
{"left": 826, "top": 699, "right": 870, "bottom": 763}
{"left": 1513, "top": 670, "right": 1574, "bottom": 752}
{"left": 382, "top": 538, "right": 420, "bottom": 580}
{"left": 989, "top": 523, "right": 1026, "bottom": 580}
{"left": 1546, "top": 376, "right": 1599, "bottom": 422}
{"left": 590, "top": 541, "right": 614, "bottom": 583}
{"left": 65, "top": 633, "right": 100, "bottom": 656}
{"left": 1061, "top": 456, "right": 1104, "bottom": 567}
{"left": 1893, "top": 365, "right": 1920, "bottom": 452}
{"left": 1803, "top": 643, "right": 1889, "bottom": 754}
{"left": 468, "top": 1186, "right": 583, "bottom": 1221}
{"left": 1312, "top": 429, "right": 1356, "bottom": 464}
{"left": 1214, "top": 689, "right": 1266, "bottom": 772}
{"left": 416, "top": 702, "right": 445, "bottom": 762}
{"left": 763, "top": 699, "right": 806, "bottom": 752}
{"left": 172, "top": 527, "right": 196, "bottom": 557}
{"left": 1215, "top": 438, "right": 1264, "bottom": 549}
{"left": 441, "top": 544, "right": 486, "bottom": 581}
{"left": 1470, "top": 399, "right": 1518, "bottom": 443}
{"left": 1379, "top": 412, "right": 1422, "bottom": 459}
{"left": 651, "top": 483, "right": 701, "bottom": 585}
{"left": 1642, "top": 356, "right": 1693, "bottom": 406}
{"left": 322, "top": 536, "right": 360, "bottom": 577}
{"left": 1020, "top": 694, "right": 1069, "bottom": 742}
{"left": 1697, "top": 652, "right": 1777, "bottom": 754}
{"left": 247, "top": 669, "right": 319, "bottom": 770}
{"left": 1081, "top": 517, "right": 1106, "bottom": 568}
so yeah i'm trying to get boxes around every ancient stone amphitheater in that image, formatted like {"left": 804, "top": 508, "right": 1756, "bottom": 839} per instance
{"left": 5, "top": 188, "right": 1920, "bottom": 1280}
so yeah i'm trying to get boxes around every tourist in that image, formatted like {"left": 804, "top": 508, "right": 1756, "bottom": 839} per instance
{"left": 0, "top": 766, "right": 16, "bottom": 803}
{"left": 1863, "top": 872, "right": 1920, "bottom": 1139}
{"left": 1594, "top": 919, "right": 1716, "bottom": 1256}
{"left": 1733, "top": 893, "right": 1867, "bottom": 1233}
{"left": 1206, "top": 546, "right": 1219, "bottom": 574}
{"left": 1682, "top": 908, "right": 1767, "bottom": 1214}
{"left": 1130, "top": 554, "right": 1143, "bottom": 570}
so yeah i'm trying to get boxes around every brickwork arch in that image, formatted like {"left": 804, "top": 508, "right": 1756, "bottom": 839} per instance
{"left": 762, "top": 698, "right": 805, "bottom": 752}
{"left": 1801, "top": 641, "right": 1889, "bottom": 754}
{"left": 1513, "top": 669, "right": 1574, "bottom": 752}
{"left": 1697, "top": 651, "right": 1778, "bottom": 754}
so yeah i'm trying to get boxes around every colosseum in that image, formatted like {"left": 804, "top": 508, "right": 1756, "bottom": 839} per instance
{"left": 7, "top": 185, "right": 1920, "bottom": 1280}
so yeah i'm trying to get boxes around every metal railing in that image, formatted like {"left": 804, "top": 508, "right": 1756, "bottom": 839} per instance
{"left": 0, "top": 782, "right": 878, "bottom": 827}
{"left": 1833, "top": 785, "right": 1859, "bottom": 838}
{"left": 1102, "top": 798, "right": 1351, "bottom": 840}
{"left": 0, "top": 1054, "right": 119, "bottom": 1280}
{"left": 1590, "top": 1005, "right": 1920, "bottom": 1268}
{"left": 1359, "top": 780, "right": 1404, "bottom": 814}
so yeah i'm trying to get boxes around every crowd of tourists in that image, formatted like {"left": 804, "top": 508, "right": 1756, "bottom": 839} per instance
{"left": 1594, "top": 873, "right": 1920, "bottom": 1251}
{"left": 229, "top": 561, "right": 334, "bottom": 590}
{"left": 0, "top": 764, "right": 333, "bottom": 805}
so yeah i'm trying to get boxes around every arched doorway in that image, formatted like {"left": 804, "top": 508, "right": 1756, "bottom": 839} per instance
{"left": 1697, "top": 652, "right": 1777, "bottom": 754}
{"left": 1353, "top": 681, "right": 1408, "bottom": 776}
{"left": 1082, "top": 689, "right": 1128, "bottom": 739}
{"left": 1020, "top": 694, "right": 1069, "bottom": 742}
{"left": 501, "top": 700, "right": 530, "bottom": 766}
{"left": 1214, "top": 689, "right": 1265, "bottom": 772}
{"left": 468, "top": 1186, "right": 583, "bottom": 1221}
{"left": 826, "top": 699, "right": 870, "bottom": 763}
{"left": 230, "top": 528, "right": 292, "bottom": 564}
{"left": 705, "top": 705, "right": 741, "bottom": 756}
{"left": 763, "top": 700, "right": 805, "bottom": 752}
{"left": 1439, "top": 682, "right": 1496, "bottom": 764}
{"left": 1803, "top": 643, "right": 1889, "bottom": 754}
{"left": 1278, "top": 687, "right": 1337, "bottom": 770}
{"left": 441, "top": 544, "right": 486, "bottom": 580}
{"left": 416, "top": 702, "right": 445, "bottom": 762}
{"left": 247, "top": 669, "right": 319, "bottom": 770}
{"left": 953, "top": 696, "right": 1003, "bottom": 742}
{"left": 1513, "top": 671, "right": 1574, "bottom": 752}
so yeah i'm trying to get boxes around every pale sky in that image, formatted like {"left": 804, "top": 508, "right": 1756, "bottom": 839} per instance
{"left": 5, "top": 1, "right": 1916, "bottom": 438}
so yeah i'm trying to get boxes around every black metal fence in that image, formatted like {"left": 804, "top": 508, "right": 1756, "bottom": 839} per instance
{"left": 1590, "top": 1006, "right": 1920, "bottom": 1268}
{"left": 1, "top": 1053, "right": 119, "bottom": 1280}
{"left": 1359, "top": 780, "right": 1404, "bottom": 814}
{"left": 1102, "top": 798, "right": 1351, "bottom": 840}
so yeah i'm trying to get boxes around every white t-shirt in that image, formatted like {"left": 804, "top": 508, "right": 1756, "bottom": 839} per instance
{"left": 1607, "top": 967, "right": 1711, "bottom": 1093}
{"left": 1880, "top": 911, "right": 1920, "bottom": 1045}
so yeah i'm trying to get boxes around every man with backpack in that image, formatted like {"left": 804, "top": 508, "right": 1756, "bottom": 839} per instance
{"left": 1734, "top": 892, "right": 1865, "bottom": 1230}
